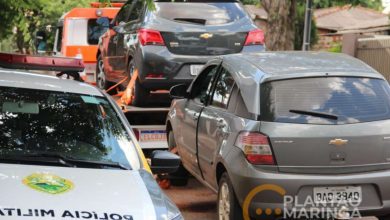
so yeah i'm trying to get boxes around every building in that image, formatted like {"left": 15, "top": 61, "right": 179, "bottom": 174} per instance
{"left": 314, "top": 5, "right": 390, "bottom": 50}
{"left": 244, "top": 4, "right": 390, "bottom": 51}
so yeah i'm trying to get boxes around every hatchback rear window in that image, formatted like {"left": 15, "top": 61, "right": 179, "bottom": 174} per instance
{"left": 261, "top": 77, "right": 390, "bottom": 125}
{"left": 153, "top": 2, "right": 247, "bottom": 25}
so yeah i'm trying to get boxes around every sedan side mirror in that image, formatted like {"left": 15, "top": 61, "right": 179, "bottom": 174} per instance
{"left": 170, "top": 84, "right": 189, "bottom": 99}
{"left": 150, "top": 150, "right": 181, "bottom": 174}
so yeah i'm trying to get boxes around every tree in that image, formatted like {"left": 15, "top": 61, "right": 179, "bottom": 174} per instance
{"left": 0, "top": 0, "right": 91, "bottom": 53}
{"left": 261, "top": 0, "right": 297, "bottom": 51}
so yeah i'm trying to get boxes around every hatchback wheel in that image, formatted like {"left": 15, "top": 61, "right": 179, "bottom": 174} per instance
{"left": 96, "top": 55, "right": 109, "bottom": 90}
{"left": 218, "top": 172, "right": 243, "bottom": 220}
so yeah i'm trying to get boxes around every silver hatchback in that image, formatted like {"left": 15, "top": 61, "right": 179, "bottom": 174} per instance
{"left": 166, "top": 52, "right": 390, "bottom": 220}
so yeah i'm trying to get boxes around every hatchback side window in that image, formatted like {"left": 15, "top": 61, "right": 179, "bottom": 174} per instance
{"left": 191, "top": 65, "right": 219, "bottom": 104}
{"left": 211, "top": 69, "right": 235, "bottom": 109}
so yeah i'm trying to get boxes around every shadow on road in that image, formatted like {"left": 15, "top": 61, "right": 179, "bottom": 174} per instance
{"left": 164, "top": 178, "right": 217, "bottom": 220}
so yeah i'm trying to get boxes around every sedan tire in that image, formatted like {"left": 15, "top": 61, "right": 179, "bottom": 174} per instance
{"left": 127, "top": 59, "right": 149, "bottom": 107}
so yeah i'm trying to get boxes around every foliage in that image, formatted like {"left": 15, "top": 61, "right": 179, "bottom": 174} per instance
{"left": 241, "top": 0, "right": 261, "bottom": 5}
{"left": 328, "top": 42, "right": 342, "bottom": 53}
{"left": 0, "top": 0, "right": 91, "bottom": 53}
{"left": 313, "top": 0, "right": 383, "bottom": 10}
{"left": 294, "top": 1, "right": 318, "bottom": 50}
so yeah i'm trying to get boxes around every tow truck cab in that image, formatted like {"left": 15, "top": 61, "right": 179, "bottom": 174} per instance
{"left": 53, "top": 2, "right": 122, "bottom": 84}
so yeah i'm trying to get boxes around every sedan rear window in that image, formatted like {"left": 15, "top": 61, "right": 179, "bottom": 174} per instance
{"left": 261, "top": 77, "right": 390, "bottom": 125}
{"left": 152, "top": 2, "right": 247, "bottom": 25}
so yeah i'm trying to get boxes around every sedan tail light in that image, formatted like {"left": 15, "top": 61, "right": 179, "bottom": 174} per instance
{"left": 235, "top": 131, "right": 275, "bottom": 165}
{"left": 244, "top": 29, "right": 265, "bottom": 46}
{"left": 138, "top": 29, "right": 165, "bottom": 46}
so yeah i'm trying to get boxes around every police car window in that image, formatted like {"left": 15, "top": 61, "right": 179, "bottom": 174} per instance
{"left": 0, "top": 87, "right": 138, "bottom": 170}
{"left": 192, "top": 65, "right": 218, "bottom": 104}
{"left": 211, "top": 68, "right": 235, "bottom": 109}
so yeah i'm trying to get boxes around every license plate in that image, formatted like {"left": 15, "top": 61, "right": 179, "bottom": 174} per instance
{"left": 190, "top": 65, "right": 204, "bottom": 76}
{"left": 139, "top": 130, "right": 167, "bottom": 142}
{"left": 314, "top": 186, "right": 362, "bottom": 204}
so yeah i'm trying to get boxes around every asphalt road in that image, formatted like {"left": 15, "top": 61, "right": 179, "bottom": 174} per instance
{"left": 164, "top": 178, "right": 378, "bottom": 220}
{"left": 164, "top": 178, "right": 218, "bottom": 220}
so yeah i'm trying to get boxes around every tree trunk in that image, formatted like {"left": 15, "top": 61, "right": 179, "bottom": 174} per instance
{"left": 261, "top": 0, "right": 296, "bottom": 51}
{"left": 16, "top": 29, "right": 25, "bottom": 53}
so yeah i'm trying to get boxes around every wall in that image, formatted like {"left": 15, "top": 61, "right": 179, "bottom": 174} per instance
{"left": 356, "top": 36, "right": 390, "bottom": 80}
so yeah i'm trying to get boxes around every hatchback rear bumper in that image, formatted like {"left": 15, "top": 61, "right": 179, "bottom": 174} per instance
{"left": 133, "top": 45, "right": 265, "bottom": 90}
{"left": 226, "top": 147, "right": 390, "bottom": 219}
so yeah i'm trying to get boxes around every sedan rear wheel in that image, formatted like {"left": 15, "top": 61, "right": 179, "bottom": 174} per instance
{"left": 127, "top": 60, "right": 149, "bottom": 106}
{"left": 218, "top": 172, "right": 243, "bottom": 220}
{"left": 96, "top": 55, "right": 108, "bottom": 90}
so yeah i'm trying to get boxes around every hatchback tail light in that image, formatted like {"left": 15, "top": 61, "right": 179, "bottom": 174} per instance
{"left": 235, "top": 131, "right": 275, "bottom": 165}
{"left": 244, "top": 29, "right": 265, "bottom": 46}
{"left": 138, "top": 29, "right": 165, "bottom": 46}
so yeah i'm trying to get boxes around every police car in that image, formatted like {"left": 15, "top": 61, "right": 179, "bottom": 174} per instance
{"left": 0, "top": 69, "right": 183, "bottom": 220}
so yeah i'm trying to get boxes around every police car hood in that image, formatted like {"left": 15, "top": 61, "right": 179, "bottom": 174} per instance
{"left": 0, "top": 163, "right": 158, "bottom": 220}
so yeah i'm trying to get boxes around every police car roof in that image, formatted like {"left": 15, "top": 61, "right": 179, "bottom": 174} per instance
{"left": 0, "top": 68, "right": 103, "bottom": 97}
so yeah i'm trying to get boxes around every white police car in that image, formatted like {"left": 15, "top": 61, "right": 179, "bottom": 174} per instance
{"left": 0, "top": 70, "right": 183, "bottom": 220}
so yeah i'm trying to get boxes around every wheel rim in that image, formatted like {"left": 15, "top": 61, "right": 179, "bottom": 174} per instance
{"left": 97, "top": 58, "right": 106, "bottom": 89}
{"left": 218, "top": 182, "right": 231, "bottom": 220}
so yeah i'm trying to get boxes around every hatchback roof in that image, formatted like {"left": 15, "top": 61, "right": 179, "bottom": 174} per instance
{"left": 220, "top": 51, "right": 384, "bottom": 115}
{"left": 0, "top": 68, "right": 103, "bottom": 96}
{"left": 224, "top": 51, "right": 378, "bottom": 76}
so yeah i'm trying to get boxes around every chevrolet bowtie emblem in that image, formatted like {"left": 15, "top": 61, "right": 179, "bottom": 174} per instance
{"left": 200, "top": 33, "right": 213, "bottom": 39}
{"left": 329, "top": 138, "right": 349, "bottom": 146}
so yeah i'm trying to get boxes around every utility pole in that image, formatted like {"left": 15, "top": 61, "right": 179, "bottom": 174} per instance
{"left": 302, "top": 0, "right": 313, "bottom": 51}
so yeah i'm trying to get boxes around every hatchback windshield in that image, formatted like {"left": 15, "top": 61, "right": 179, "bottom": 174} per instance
{"left": 261, "top": 77, "right": 390, "bottom": 125}
{"left": 0, "top": 87, "right": 138, "bottom": 169}
{"left": 153, "top": 2, "right": 247, "bottom": 25}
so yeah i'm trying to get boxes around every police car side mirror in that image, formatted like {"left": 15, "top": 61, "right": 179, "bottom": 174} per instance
{"left": 170, "top": 84, "right": 189, "bottom": 99}
{"left": 150, "top": 150, "right": 180, "bottom": 174}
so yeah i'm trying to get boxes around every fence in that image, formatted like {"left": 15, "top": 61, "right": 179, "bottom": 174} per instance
{"left": 343, "top": 34, "right": 390, "bottom": 81}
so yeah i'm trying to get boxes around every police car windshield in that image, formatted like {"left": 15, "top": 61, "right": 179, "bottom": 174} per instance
{"left": 0, "top": 87, "right": 136, "bottom": 169}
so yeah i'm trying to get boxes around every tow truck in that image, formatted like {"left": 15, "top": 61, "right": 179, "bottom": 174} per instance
{"left": 0, "top": 52, "right": 169, "bottom": 151}
{"left": 53, "top": 2, "right": 123, "bottom": 84}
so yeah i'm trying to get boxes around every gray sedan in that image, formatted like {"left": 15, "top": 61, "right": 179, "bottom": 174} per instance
{"left": 166, "top": 52, "right": 390, "bottom": 220}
